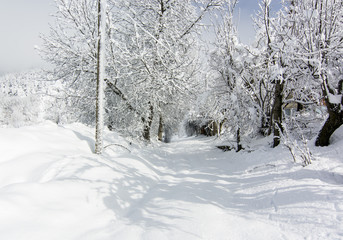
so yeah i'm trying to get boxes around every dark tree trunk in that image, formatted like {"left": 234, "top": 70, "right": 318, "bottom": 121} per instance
{"left": 315, "top": 80, "right": 343, "bottom": 146}
{"left": 158, "top": 114, "right": 164, "bottom": 141}
{"left": 142, "top": 103, "right": 154, "bottom": 141}
{"left": 236, "top": 128, "right": 243, "bottom": 152}
{"left": 273, "top": 80, "right": 284, "bottom": 148}
{"left": 315, "top": 113, "right": 343, "bottom": 146}
{"left": 260, "top": 113, "right": 271, "bottom": 136}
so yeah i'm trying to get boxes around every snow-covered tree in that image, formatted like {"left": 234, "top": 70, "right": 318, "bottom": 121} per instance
{"left": 41, "top": 0, "right": 223, "bottom": 141}
{"left": 191, "top": 1, "right": 259, "bottom": 149}
{"left": 106, "top": 0, "right": 224, "bottom": 141}
{"left": 40, "top": 0, "right": 101, "bottom": 124}
{"left": 278, "top": 0, "right": 343, "bottom": 146}
{"left": 252, "top": 0, "right": 288, "bottom": 147}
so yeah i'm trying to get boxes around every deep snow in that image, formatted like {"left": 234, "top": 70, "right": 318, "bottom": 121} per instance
{"left": 0, "top": 121, "right": 342, "bottom": 239}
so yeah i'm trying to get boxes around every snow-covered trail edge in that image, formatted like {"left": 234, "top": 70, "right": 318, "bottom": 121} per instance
{"left": 0, "top": 122, "right": 342, "bottom": 240}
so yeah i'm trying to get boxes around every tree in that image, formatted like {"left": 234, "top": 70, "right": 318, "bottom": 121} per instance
{"left": 240, "top": 0, "right": 277, "bottom": 137}
{"left": 95, "top": 0, "right": 107, "bottom": 154}
{"left": 195, "top": 1, "right": 259, "bottom": 149}
{"left": 41, "top": 0, "right": 228, "bottom": 142}
{"left": 279, "top": 0, "right": 343, "bottom": 146}
{"left": 255, "top": 0, "right": 287, "bottom": 147}
{"left": 40, "top": 0, "right": 101, "bottom": 124}
{"left": 106, "top": 0, "right": 224, "bottom": 141}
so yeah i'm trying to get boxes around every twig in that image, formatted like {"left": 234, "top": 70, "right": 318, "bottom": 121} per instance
{"left": 104, "top": 143, "right": 131, "bottom": 152}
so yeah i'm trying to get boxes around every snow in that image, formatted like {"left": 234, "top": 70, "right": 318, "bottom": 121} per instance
{"left": 0, "top": 121, "right": 343, "bottom": 239}
{"left": 328, "top": 93, "right": 342, "bottom": 105}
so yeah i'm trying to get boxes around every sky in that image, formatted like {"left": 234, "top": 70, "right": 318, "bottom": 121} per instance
{"left": 0, "top": 0, "right": 281, "bottom": 74}
{"left": 0, "top": 0, "right": 55, "bottom": 74}
{"left": 235, "top": 0, "right": 282, "bottom": 44}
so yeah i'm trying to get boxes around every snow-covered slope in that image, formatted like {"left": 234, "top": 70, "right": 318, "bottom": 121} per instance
{"left": 0, "top": 122, "right": 342, "bottom": 239}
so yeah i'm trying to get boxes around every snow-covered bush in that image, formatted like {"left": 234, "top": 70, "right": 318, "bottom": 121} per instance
{"left": 280, "top": 122, "right": 313, "bottom": 166}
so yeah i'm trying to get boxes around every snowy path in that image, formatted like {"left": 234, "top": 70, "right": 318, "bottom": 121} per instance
{"left": 111, "top": 137, "right": 343, "bottom": 239}
{"left": 117, "top": 138, "right": 289, "bottom": 239}
{"left": 0, "top": 122, "right": 342, "bottom": 239}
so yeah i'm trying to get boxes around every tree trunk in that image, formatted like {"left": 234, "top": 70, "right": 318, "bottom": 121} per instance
{"left": 273, "top": 80, "right": 284, "bottom": 148}
{"left": 315, "top": 80, "right": 343, "bottom": 146}
{"left": 236, "top": 128, "right": 243, "bottom": 152}
{"left": 158, "top": 114, "right": 164, "bottom": 141}
{"left": 142, "top": 103, "right": 154, "bottom": 141}
{"left": 95, "top": 0, "right": 106, "bottom": 154}
{"left": 260, "top": 113, "right": 270, "bottom": 136}
{"left": 315, "top": 113, "right": 343, "bottom": 146}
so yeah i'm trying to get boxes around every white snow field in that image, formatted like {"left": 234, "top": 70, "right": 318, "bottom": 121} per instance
{"left": 0, "top": 121, "right": 342, "bottom": 240}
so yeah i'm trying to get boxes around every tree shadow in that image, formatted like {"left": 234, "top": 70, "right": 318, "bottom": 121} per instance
{"left": 109, "top": 142, "right": 343, "bottom": 236}
{"left": 71, "top": 130, "right": 95, "bottom": 152}
{"left": 47, "top": 137, "right": 343, "bottom": 237}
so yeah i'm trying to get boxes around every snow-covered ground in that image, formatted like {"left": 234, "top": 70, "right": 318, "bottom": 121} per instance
{"left": 0, "top": 121, "right": 342, "bottom": 240}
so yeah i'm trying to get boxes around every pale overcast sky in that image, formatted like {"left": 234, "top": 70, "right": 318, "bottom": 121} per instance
{"left": 0, "top": 0, "right": 55, "bottom": 74}
{"left": 0, "top": 0, "right": 281, "bottom": 74}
